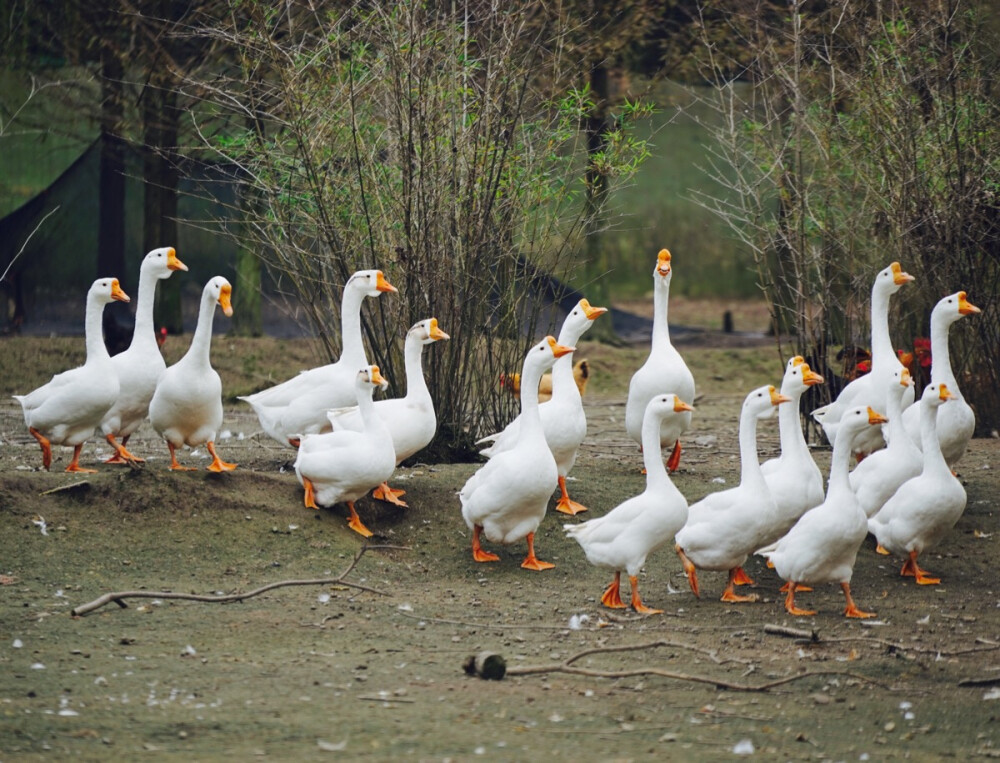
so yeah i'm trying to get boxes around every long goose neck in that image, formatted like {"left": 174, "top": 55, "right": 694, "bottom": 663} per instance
{"left": 919, "top": 402, "right": 950, "bottom": 476}
{"left": 651, "top": 277, "right": 671, "bottom": 349}
{"left": 356, "top": 384, "right": 377, "bottom": 428}
{"left": 870, "top": 284, "right": 894, "bottom": 362}
{"left": 828, "top": 426, "right": 857, "bottom": 495}
{"left": 86, "top": 293, "right": 111, "bottom": 364}
{"left": 884, "top": 386, "right": 906, "bottom": 446}
{"left": 929, "top": 311, "right": 957, "bottom": 390}
{"left": 641, "top": 412, "right": 676, "bottom": 495}
{"left": 777, "top": 389, "right": 808, "bottom": 460}
{"left": 188, "top": 291, "right": 218, "bottom": 365}
{"left": 518, "top": 358, "right": 546, "bottom": 436}
{"left": 738, "top": 406, "right": 766, "bottom": 487}
{"left": 403, "top": 335, "right": 429, "bottom": 402}
{"left": 340, "top": 286, "right": 368, "bottom": 365}
{"left": 130, "top": 266, "right": 158, "bottom": 347}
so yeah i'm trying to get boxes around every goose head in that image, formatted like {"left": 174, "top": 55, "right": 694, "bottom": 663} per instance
{"left": 524, "top": 335, "right": 574, "bottom": 375}
{"left": 559, "top": 298, "right": 608, "bottom": 346}
{"left": 143, "top": 246, "right": 188, "bottom": 279}
{"left": 653, "top": 248, "right": 672, "bottom": 282}
{"left": 355, "top": 364, "right": 389, "bottom": 393}
{"left": 873, "top": 261, "right": 915, "bottom": 297}
{"left": 921, "top": 382, "right": 954, "bottom": 409}
{"left": 204, "top": 276, "right": 233, "bottom": 317}
{"left": 348, "top": 269, "right": 397, "bottom": 298}
{"left": 745, "top": 384, "right": 791, "bottom": 418}
{"left": 91, "top": 277, "right": 130, "bottom": 305}
{"left": 646, "top": 393, "right": 694, "bottom": 424}
{"left": 934, "top": 290, "right": 980, "bottom": 327}
{"left": 410, "top": 317, "right": 450, "bottom": 345}
{"left": 781, "top": 358, "right": 824, "bottom": 397}
{"left": 837, "top": 405, "right": 888, "bottom": 445}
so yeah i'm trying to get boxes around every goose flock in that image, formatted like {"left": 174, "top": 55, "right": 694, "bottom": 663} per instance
{"left": 11, "top": 247, "right": 982, "bottom": 619}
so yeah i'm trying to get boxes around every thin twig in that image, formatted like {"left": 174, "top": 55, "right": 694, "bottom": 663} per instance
{"left": 505, "top": 640, "right": 892, "bottom": 692}
{"left": 2, "top": 206, "right": 60, "bottom": 282}
{"left": 71, "top": 544, "right": 407, "bottom": 616}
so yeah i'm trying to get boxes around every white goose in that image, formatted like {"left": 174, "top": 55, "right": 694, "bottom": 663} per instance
{"left": 327, "top": 318, "right": 450, "bottom": 507}
{"left": 812, "top": 262, "right": 915, "bottom": 456}
{"left": 765, "top": 405, "right": 887, "bottom": 618}
{"left": 15, "top": 278, "right": 130, "bottom": 472}
{"left": 900, "top": 291, "right": 980, "bottom": 467}
{"left": 849, "top": 367, "right": 921, "bottom": 518}
{"left": 240, "top": 269, "right": 396, "bottom": 446}
{"left": 674, "top": 385, "right": 789, "bottom": 602}
{"left": 295, "top": 366, "right": 396, "bottom": 538}
{"left": 100, "top": 247, "right": 188, "bottom": 463}
{"left": 625, "top": 249, "right": 695, "bottom": 472}
{"left": 869, "top": 383, "right": 966, "bottom": 585}
{"left": 476, "top": 298, "right": 608, "bottom": 514}
{"left": 149, "top": 277, "right": 235, "bottom": 472}
{"left": 459, "top": 336, "right": 574, "bottom": 570}
{"left": 565, "top": 393, "right": 692, "bottom": 614}
{"left": 758, "top": 357, "right": 826, "bottom": 541}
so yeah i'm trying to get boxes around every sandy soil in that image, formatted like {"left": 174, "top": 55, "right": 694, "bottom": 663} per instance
{"left": 1, "top": 337, "right": 999, "bottom": 761}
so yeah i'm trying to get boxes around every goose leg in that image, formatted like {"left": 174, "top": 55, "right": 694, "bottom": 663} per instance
{"left": 555, "top": 475, "right": 588, "bottom": 515}
{"left": 472, "top": 525, "right": 500, "bottom": 562}
{"left": 666, "top": 440, "right": 682, "bottom": 472}
{"left": 105, "top": 434, "right": 143, "bottom": 464}
{"left": 720, "top": 568, "right": 758, "bottom": 603}
{"left": 629, "top": 575, "right": 663, "bottom": 615}
{"left": 601, "top": 571, "right": 626, "bottom": 608}
{"left": 732, "top": 566, "right": 755, "bottom": 586}
{"left": 303, "top": 478, "right": 319, "bottom": 509}
{"left": 205, "top": 441, "right": 237, "bottom": 472}
{"left": 65, "top": 444, "right": 97, "bottom": 473}
{"left": 779, "top": 581, "right": 812, "bottom": 593}
{"left": 841, "top": 582, "right": 876, "bottom": 618}
{"left": 521, "top": 532, "right": 554, "bottom": 571}
{"left": 372, "top": 482, "right": 408, "bottom": 508}
{"left": 28, "top": 427, "right": 52, "bottom": 470}
{"left": 675, "top": 545, "right": 700, "bottom": 598}
{"left": 345, "top": 500, "right": 373, "bottom": 538}
{"left": 784, "top": 582, "right": 816, "bottom": 616}
{"left": 167, "top": 442, "right": 196, "bottom": 471}
{"left": 901, "top": 550, "right": 940, "bottom": 585}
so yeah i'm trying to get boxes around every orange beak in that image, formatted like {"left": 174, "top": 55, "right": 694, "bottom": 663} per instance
{"left": 219, "top": 283, "right": 233, "bottom": 316}
{"left": 375, "top": 271, "right": 397, "bottom": 293}
{"left": 580, "top": 299, "right": 609, "bottom": 320}
{"left": 546, "top": 336, "right": 575, "bottom": 359}
{"left": 110, "top": 279, "right": 130, "bottom": 303}
{"left": 957, "top": 291, "right": 980, "bottom": 315}
{"left": 166, "top": 248, "right": 188, "bottom": 272}
{"left": 769, "top": 386, "right": 791, "bottom": 405}
{"left": 370, "top": 365, "right": 387, "bottom": 387}
{"left": 891, "top": 262, "right": 915, "bottom": 285}
{"left": 656, "top": 248, "right": 672, "bottom": 276}
{"left": 866, "top": 406, "right": 888, "bottom": 425}
{"left": 428, "top": 317, "right": 450, "bottom": 341}
{"left": 900, "top": 368, "right": 912, "bottom": 386}
{"left": 673, "top": 397, "right": 694, "bottom": 413}
{"left": 801, "top": 364, "right": 824, "bottom": 386}
{"left": 938, "top": 383, "right": 953, "bottom": 402}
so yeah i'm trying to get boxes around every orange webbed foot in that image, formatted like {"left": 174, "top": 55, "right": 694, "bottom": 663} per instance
{"left": 629, "top": 575, "right": 663, "bottom": 615}
{"left": 205, "top": 442, "right": 236, "bottom": 472}
{"left": 555, "top": 496, "right": 589, "bottom": 516}
{"left": 779, "top": 581, "right": 813, "bottom": 593}
{"left": 876, "top": 543, "right": 891, "bottom": 555}
{"left": 521, "top": 533, "right": 554, "bottom": 571}
{"left": 303, "top": 478, "right": 319, "bottom": 510}
{"left": 732, "top": 566, "right": 755, "bottom": 586}
{"left": 471, "top": 525, "right": 499, "bottom": 562}
{"left": 601, "top": 573, "right": 626, "bottom": 608}
{"left": 720, "top": 589, "right": 759, "bottom": 603}
{"left": 676, "top": 545, "right": 700, "bottom": 598}
{"left": 345, "top": 501, "right": 373, "bottom": 538}
{"left": 373, "top": 483, "right": 408, "bottom": 507}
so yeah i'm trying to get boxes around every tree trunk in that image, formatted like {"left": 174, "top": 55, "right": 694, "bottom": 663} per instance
{"left": 97, "top": 42, "right": 130, "bottom": 334}
{"left": 145, "top": 76, "right": 183, "bottom": 334}
{"left": 230, "top": 246, "right": 262, "bottom": 336}
{"left": 583, "top": 63, "right": 616, "bottom": 342}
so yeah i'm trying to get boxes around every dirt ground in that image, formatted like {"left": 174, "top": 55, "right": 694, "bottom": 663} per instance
{"left": 1, "top": 333, "right": 999, "bottom": 761}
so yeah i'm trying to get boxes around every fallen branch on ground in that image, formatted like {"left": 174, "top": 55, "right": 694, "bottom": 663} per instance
{"left": 501, "top": 640, "right": 892, "bottom": 692}
{"left": 71, "top": 544, "right": 407, "bottom": 617}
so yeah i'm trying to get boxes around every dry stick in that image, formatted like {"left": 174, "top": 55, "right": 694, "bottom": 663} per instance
{"left": 71, "top": 544, "right": 407, "bottom": 617}
{"left": 505, "top": 640, "right": 891, "bottom": 693}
